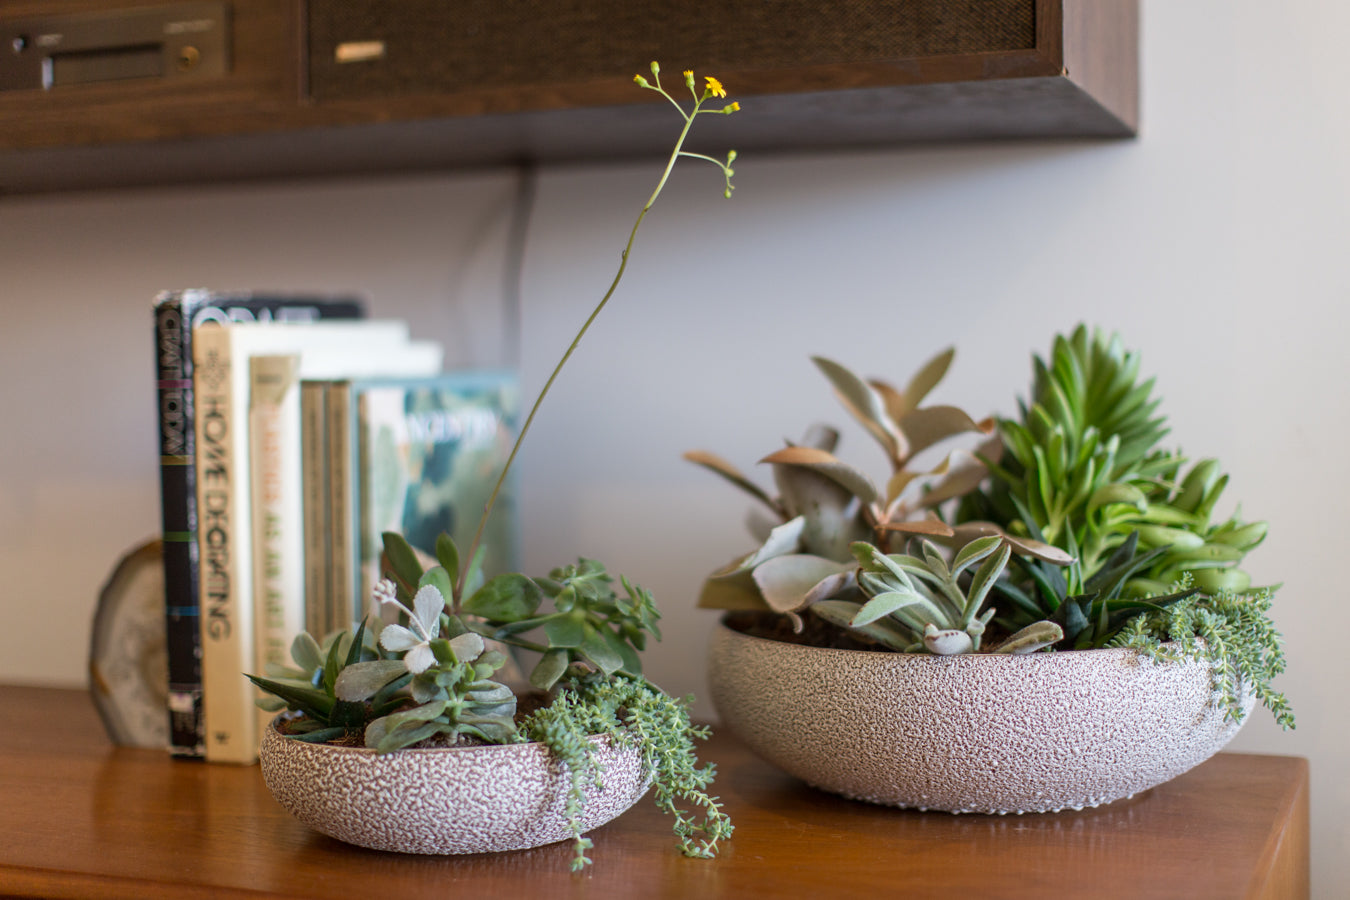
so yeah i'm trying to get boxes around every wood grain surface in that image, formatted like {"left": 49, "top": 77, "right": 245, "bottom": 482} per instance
{"left": 0, "top": 685, "right": 1307, "bottom": 899}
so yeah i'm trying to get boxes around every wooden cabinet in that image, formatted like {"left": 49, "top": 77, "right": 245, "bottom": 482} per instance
{"left": 0, "top": 0, "right": 1138, "bottom": 194}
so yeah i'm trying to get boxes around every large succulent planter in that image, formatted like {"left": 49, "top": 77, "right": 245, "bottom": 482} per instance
{"left": 260, "top": 718, "right": 650, "bottom": 854}
{"left": 708, "top": 613, "right": 1252, "bottom": 815}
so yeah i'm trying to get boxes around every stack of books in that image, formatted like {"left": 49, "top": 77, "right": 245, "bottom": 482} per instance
{"left": 153, "top": 290, "right": 519, "bottom": 764}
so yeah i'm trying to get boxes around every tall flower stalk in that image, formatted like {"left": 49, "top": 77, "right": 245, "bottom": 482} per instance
{"left": 455, "top": 62, "right": 740, "bottom": 600}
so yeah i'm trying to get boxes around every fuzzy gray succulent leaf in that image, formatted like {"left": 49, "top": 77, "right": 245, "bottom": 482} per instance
{"left": 751, "top": 554, "right": 852, "bottom": 614}
{"left": 990, "top": 621, "right": 1064, "bottom": 654}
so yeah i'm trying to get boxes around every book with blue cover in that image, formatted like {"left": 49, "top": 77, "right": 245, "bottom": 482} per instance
{"left": 328, "top": 372, "right": 520, "bottom": 623}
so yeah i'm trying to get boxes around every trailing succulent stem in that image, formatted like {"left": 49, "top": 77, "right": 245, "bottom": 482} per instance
{"left": 520, "top": 672, "right": 733, "bottom": 871}
{"left": 1109, "top": 584, "right": 1293, "bottom": 729}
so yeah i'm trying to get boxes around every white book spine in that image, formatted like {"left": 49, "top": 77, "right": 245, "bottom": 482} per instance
{"left": 193, "top": 325, "right": 260, "bottom": 764}
{"left": 248, "top": 355, "right": 303, "bottom": 739}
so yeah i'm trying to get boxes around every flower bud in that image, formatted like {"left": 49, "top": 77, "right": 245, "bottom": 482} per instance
{"left": 650, "top": 61, "right": 660, "bottom": 77}
{"left": 633, "top": 74, "right": 649, "bottom": 87}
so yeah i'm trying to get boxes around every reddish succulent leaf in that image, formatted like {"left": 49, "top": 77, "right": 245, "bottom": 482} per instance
{"left": 761, "top": 445, "right": 879, "bottom": 505}
{"left": 683, "top": 449, "right": 779, "bottom": 512}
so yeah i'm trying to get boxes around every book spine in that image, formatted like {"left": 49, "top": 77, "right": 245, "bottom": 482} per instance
{"left": 301, "top": 381, "right": 330, "bottom": 640}
{"left": 326, "top": 381, "right": 355, "bottom": 630}
{"left": 193, "top": 325, "right": 259, "bottom": 764}
{"left": 153, "top": 297, "right": 206, "bottom": 758}
{"left": 248, "top": 355, "right": 302, "bottom": 739}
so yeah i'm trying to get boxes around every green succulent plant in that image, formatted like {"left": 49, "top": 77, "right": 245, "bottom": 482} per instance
{"left": 248, "top": 623, "right": 402, "bottom": 744}
{"left": 812, "top": 536, "right": 1063, "bottom": 655}
{"left": 688, "top": 326, "right": 1292, "bottom": 731}
{"left": 961, "top": 325, "right": 1267, "bottom": 596}
{"left": 252, "top": 530, "right": 729, "bottom": 870}
{"left": 687, "top": 350, "right": 1044, "bottom": 620}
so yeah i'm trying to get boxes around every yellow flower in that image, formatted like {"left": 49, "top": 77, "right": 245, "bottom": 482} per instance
{"left": 705, "top": 76, "right": 726, "bottom": 98}
{"left": 683, "top": 70, "right": 695, "bottom": 89}
{"left": 634, "top": 74, "right": 649, "bottom": 87}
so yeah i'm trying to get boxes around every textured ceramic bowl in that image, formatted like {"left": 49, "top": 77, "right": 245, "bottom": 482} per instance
{"left": 260, "top": 719, "right": 649, "bottom": 854}
{"left": 709, "top": 614, "right": 1252, "bottom": 814}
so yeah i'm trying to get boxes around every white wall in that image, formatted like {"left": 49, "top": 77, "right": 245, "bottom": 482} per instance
{"left": 1, "top": 0, "right": 1344, "bottom": 893}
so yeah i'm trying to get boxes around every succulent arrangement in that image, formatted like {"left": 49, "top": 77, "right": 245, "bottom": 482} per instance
{"left": 251, "top": 533, "right": 731, "bottom": 868}
{"left": 249, "top": 62, "right": 739, "bottom": 871}
{"left": 689, "top": 325, "right": 1292, "bottom": 729}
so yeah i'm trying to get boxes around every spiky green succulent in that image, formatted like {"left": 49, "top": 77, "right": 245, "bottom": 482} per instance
{"left": 961, "top": 325, "right": 1267, "bottom": 597}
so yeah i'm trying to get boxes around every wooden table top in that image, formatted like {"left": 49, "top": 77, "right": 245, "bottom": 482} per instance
{"left": 0, "top": 685, "right": 1308, "bottom": 899}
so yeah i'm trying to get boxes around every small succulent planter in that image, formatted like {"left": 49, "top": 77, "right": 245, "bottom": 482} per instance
{"left": 708, "top": 613, "right": 1252, "bottom": 815}
{"left": 260, "top": 717, "right": 650, "bottom": 855}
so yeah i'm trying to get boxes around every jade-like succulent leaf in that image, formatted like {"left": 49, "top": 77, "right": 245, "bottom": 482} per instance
{"left": 992, "top": 621, "right": 1065, "bottom": 654}
{"left": 464, "top": 573, "right": 543, "bottom": 621}
{"left": 579, "top": 624, "right": 624, "bottom": 675}
{"left": 380, "top": 531, "right": 427, "bottom": 596}
{"left": 544, "top": 611, "right": 587, "bottom": 648}
{"left": 289, "top": 632, "right": 324, "bottom": 673}
{"left": 811, "top": 356, "right": 904, "bottom": 460}
{"left": 435, "top": 533, "right": 460, "bottom": 587}
{"left": 418, "top": 566, "right": 454, "bottom": 607}
{"left": 751, "top": 554, "right": 852, "bottom": 614}
{"left": 760, "top": 446, "right": 879, "bottom": 505}
{"left": 530, "top": 648, "right": 570, "bottom": 690}
{"left": 697, "top": 565, "right": 769, "bottom": 611}
{"left": 896, "top": 406, "right": 994, "bottom": 460}
{"left": 333, "top": 659, "right": 409, "bottom": 702}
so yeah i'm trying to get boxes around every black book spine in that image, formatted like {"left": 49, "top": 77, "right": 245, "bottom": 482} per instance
{"left": 152, "top": 292, "right": 364, "bottom": 758}
{"left": 154, "top": 298, "right": 201, "bottom": 757}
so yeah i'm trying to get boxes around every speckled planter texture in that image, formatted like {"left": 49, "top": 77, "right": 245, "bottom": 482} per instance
{"left": 709, "top": 616, "right": 1252, "bottom": 814}
{"left": 259, "top": 719, "right": 650, "bottom": 854}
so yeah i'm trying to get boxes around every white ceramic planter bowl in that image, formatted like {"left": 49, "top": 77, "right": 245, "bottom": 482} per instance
{"left": 260, "top": 719, "right": 649, "bottom": 854}
{"left": 708, "top": 615, "right": 1252, "bottom": 814}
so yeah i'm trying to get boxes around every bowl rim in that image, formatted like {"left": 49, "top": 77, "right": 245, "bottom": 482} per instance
{"left": 262, "top": 714, "right": 627, "bottom": 758}
{"left": 714, "top": 609, "right": 1188, "bottom": 664}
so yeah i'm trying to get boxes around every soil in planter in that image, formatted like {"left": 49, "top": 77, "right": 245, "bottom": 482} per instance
{"left": 274, "top": 688, "right": 561, "bottom": 749}
{"left": 726, "top": 610, "right": 883, "bottom": 651}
